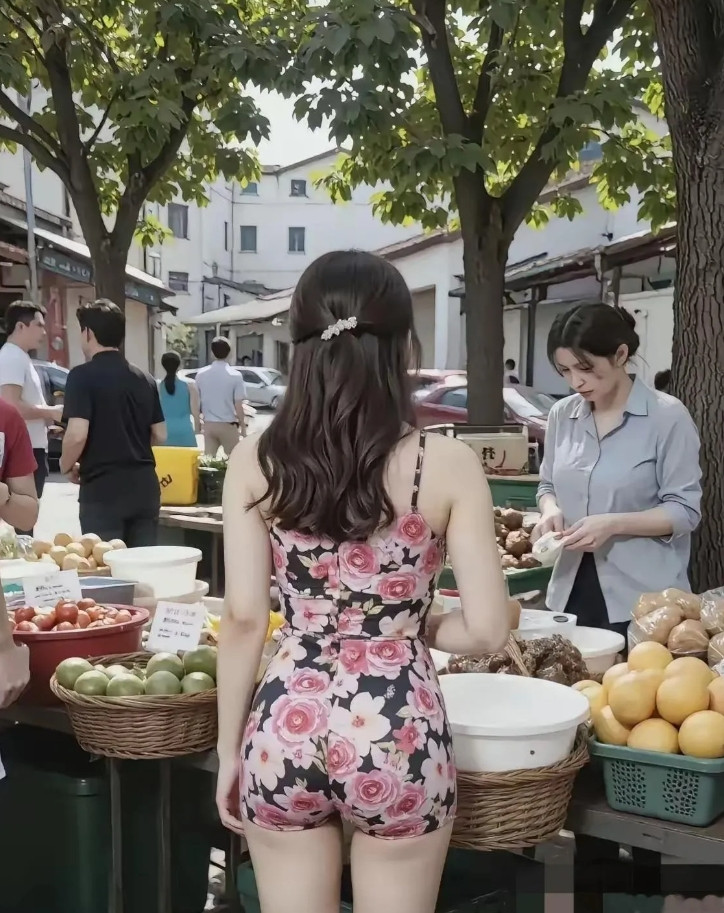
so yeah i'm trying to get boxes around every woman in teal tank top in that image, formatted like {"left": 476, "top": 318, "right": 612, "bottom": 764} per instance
{"left": 158, "top": 352, "right": 199, "bottom": 447}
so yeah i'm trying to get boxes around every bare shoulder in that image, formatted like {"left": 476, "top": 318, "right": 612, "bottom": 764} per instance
{"left": 226, "top": 433, "right": 267, "bottom": 496}
{"left": 423, "top": 432, "right": 486, "bottom": 485}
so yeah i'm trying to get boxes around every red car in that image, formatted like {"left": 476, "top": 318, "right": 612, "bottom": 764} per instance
{"left": 414, "top": 381, "right": 555, "bottom": 455}
{"left": 409, "top": 369, "right": 466, "bottom": 398}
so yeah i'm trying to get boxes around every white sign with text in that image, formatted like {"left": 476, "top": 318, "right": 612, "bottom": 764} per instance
{"left": 23, "top": 570, "right": 83, "bottom": 608}
{"left": 147, "top": 601, "right": 206, "bottom": 654}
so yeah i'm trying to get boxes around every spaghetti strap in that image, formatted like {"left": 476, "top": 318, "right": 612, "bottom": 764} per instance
{"left": 411, "top": 430, "right": 427, "bottom": 512}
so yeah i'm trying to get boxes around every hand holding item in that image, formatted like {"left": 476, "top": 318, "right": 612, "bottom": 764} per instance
{"left": 0, "top": 642, "right": 29, "bottom": 709}
{"left": 560, "top": 514, "right": 618, "bottom": 552}
{"left": 530, "top": 505, "right": 564, "bottom": 543}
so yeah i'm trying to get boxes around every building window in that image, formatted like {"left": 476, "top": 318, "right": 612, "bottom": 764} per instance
{"left": 579, "top": 141, "right": 603, "bottom": 163}
{"left": 288, "top": 227, "right": 305, "bottom": 253}
{"left": 168, "top": 271, "right": 189, "bottom": 292}
{"left": 290, "top": 179, "right": 307, "bottom": 197}
{"left": 241, "top": 182, "right": 258, "bottom": 195}
{"left": 240, "top": 225, "right": 257, "bottom": 252}
{"left": 167, "top": 203, "right": 188, "bottom": 239}
{"left": 224, "top": 221, "right": 229, "bottom": 251}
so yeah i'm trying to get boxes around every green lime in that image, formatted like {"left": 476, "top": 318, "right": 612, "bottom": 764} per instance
{"left": 106, "top": 673, "right": 145, "bottom": 697}
{"left": 56, "top": 657, "right": 93, "bottom": 689}
{"left": 146, "top": 652, "right": 185, "bottom": 679}
{"left": 74, "top": 671, "right": 109, "bottom": 696}
{"left": 181, "top": 672, "right": 215, "bottom": 694}
{"left": 182, "top": 646, "right": 217, "bottom": 680}
{"left": 145, "top": 671, "right": 182, "bottom": 696}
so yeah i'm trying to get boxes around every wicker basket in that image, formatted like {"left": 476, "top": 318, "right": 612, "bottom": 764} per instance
{"left": 50, "top": 651, "right": 217, "bottom": 760}
{"left": 449, "top": 636, "right": 589, "bottom": 851}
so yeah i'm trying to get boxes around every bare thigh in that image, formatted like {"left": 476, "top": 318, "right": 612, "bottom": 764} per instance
{"left": 242, "top": 817, "right": 344, "bottom": 913}
{"left": 350, "top": 822, "right": 453, "bottom": 913}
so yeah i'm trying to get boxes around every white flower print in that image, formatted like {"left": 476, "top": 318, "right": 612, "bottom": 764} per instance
{"left": 247, "top": 729, "right": 287, "bottom": 791}
{"left": 286, "top": 740, "right": 317, "bottom": 770}
{"left": 330, "top": 692, "right": 391, "bottom": 755}
{"left": 378, "top": 609, "right": 420, "bottom": 639}
{"left": 266, "top": 637, "right": 307, "bottom": 683}
{"left": 421, "top": 738, "right": 452, "bottom": 801}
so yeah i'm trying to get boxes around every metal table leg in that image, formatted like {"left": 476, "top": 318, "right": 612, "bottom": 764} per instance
{"left": 109, "top": 758, "right": 124, "bottom": 913}
{"left": 158, "top": 759, "right": 173, "bottom": 913}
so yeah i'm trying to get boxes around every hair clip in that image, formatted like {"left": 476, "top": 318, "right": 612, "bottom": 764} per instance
{"left": 321, "top": 316, "right": 358, "bottom": 341}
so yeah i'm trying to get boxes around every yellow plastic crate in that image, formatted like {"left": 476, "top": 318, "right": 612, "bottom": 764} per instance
{"left": 153, "top": 446, "right": 201, "bottom": 506}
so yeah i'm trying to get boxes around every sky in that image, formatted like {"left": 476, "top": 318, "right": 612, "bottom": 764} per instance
{"left": 254, "top": 90, "right": 333, "bottom": 167}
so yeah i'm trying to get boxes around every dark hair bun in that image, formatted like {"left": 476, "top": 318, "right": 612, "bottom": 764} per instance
{"left": 547, "top": 301, "right": 640, "bottom": 365}
{"left": 613, "top": 305, "right": 637, "bottom": 332}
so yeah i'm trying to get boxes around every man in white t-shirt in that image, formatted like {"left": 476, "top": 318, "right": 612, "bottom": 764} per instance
{"left": 0, "top": 300, "right": 62, "bottom": 530}
{"left": 196, "top": 336, "right": 247, "bottom": 456}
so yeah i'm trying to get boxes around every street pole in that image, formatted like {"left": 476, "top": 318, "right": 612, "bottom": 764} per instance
{"left": 17, "top": 88, "right": 39, "bottom": 305}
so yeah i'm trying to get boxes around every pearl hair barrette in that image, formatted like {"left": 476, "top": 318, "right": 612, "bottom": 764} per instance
{"left": 321, "top": 316, "right": 358, "bottom": 341}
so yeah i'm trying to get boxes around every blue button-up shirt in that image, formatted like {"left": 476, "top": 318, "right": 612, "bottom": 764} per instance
{"left": 537, "top": 377, "right": 702, "bottom": 623}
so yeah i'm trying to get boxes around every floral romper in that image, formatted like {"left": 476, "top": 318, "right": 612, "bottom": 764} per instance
{"left": 240, "top": 431, "right": 457, "bottom": 838}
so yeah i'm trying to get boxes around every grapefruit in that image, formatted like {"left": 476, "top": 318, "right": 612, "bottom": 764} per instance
{"left": 664, "top": 657, "right": 714, "bottom": 687}
{"left": 572, "top": 680, "right": 600, "bottom": 692}
{"left": 146, "top": 652, "right": 185, "bottom": 680}
{"left": 181, "top": 672, "right": 216, "bottom": 694}
{"left": 602, "top": 662, "right": 629, "bottom": 697}
{"left": 145, "top": 671, "right": 182, "bottom": 696}
{"left": 656, "top": 676, "right": 710, "bottom": 726}
{"left": 55, "top": 657, "right": 93, "bottom": 689}
{"left": 708, "top": 676, "right": 724, "bottom": 715}
{"left": 593, "top": 706, "right": 631, "bottom": 746}
{"left": 627, "top": 719, "right": 679, "bottom": 754}
{"left": 578, "top": 683, "right": 606, "bottom": 717}
{"left": 183, "top": 645, "right": 217, "bottom": 679}
{"left": 74, "top": 671, "right": 109, "bottom": 696}
{"left": 608, "top": 671, "right": 658, "bottom": 727}
{"left": 679, "top": 711, "right": 724, "bottom": 759}
{"left": 628, "top": 642, "right": 673, "bottom": 672}
{"left": 107, "top": 674, "right": 145, "bottom": 697}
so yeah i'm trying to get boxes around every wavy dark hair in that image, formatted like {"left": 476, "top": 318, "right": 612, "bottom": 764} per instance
{"left": 161, "top": 351, "right": 181, "bottom": 395}
{"left": 254, "top": 250, "right": 421, "bottom": 541}
{"left": 547, "top": 302, "right": 640, "bottom": 368}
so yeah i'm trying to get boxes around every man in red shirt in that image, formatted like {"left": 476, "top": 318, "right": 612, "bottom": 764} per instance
{"left": 0, "top": 398, "right": 39, "bottom": 708}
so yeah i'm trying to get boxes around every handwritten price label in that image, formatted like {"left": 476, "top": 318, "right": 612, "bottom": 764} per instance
{"left": 147, "top": 601, "right": 206, "bottom": 654}
{"left": 23, "top": 571, "right": 82, "bottom": 608}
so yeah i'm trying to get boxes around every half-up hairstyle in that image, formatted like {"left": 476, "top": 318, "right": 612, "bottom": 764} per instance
{"left": 254, "top": 250, "right": 421, "bottom": 542}
{"left": 547, "top": 302, "right": 640, "bottom": 368}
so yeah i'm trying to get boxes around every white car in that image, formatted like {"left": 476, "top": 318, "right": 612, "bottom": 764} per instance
{"left": 237, "top": 367, "right": 287, "bottom": 409}
{"left": 177, "top": 368, "right": 257, "bottom": 418}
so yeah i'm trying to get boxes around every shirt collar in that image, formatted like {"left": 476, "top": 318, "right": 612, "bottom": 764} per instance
{"left": 570, "top": 374, "right": 650, "bottom": 419}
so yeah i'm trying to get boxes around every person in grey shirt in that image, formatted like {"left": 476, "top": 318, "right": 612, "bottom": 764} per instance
{"left": 531, "top": 303, "right": 701, "bottom": 635}
{"left": 196, "top": 337, "right": 247, "bottom": 457}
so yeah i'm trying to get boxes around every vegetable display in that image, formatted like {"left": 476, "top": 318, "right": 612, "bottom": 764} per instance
{"left": 493, "top": 508, "right": 542, "bottom": 571}
{"left": 27, "top": 533, "right": 126, "bottom": 572}
{"left": 629, "top": 588, "right": 724, "bottom": 667}
{"left": 10, "top": 598, "right": 133, "bottom": 634}
{"left": 446, "top": 635, "right": 588, "bottom": 686}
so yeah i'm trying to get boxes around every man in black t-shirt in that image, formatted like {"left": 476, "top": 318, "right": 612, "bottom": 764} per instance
{"left": 60, "top": 299, "right": 167, "bottom": 547}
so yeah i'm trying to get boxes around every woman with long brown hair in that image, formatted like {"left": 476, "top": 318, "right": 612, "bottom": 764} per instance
{"left": 216, "top": 250, "right": 509, "bottom": 913}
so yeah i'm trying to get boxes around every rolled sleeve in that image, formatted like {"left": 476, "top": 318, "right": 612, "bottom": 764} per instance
{"left": 537, "top": 407, "right": 558, "bottom": 505}
{"left": 656, "top": 405, "right": 702, "bottom": 537}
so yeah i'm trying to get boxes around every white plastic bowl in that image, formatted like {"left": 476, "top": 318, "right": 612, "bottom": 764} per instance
{"left": 515, "top": 608, "right": 578, "bottom": 641}
{"left": 561, "top": 626, "right": 626, "bottom": 674}
{"left": 104, "top": 546, "right": 202, "bottom": 598}
{"left": 429, "top": 648, "right": 450, "bottom": 672}
{"left": 440, "top": 672, "right": 589, "bottom": 772}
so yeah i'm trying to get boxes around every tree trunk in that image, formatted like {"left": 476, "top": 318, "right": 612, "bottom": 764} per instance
{"left": 90, "top": 247, "right": 128, "bottom": 311}
{"left": 650, "top": 0, "right": 724, "bottom": 591}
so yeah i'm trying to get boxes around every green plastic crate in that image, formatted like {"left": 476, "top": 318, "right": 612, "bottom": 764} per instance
{"left": 590, "top": 740, "right": 724, "bottom": 826}
{"left": 439, "top": 564, "right": 552, "bottom": 597}
{"left": 487, "top": 477, "right": 540, "bottom": 511}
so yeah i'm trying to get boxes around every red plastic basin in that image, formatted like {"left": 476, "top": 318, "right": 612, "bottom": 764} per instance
{"left": 12, "top": 605, "right": 149, "bottom": 705}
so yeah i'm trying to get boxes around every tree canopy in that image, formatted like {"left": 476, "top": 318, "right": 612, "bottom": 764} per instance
{"left": 0, "top": 0, "right": 300, "bottom": 299}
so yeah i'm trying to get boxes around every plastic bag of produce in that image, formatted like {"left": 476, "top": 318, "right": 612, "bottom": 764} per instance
{"left": 708, "top": 632, "right": 724, "bottom": 673}
{"left": 628, "top": 603, "right": 684, "bottom": 646}
{"left": 0, "top": 522, "right": 19, "bottom": 560}
{"left": 700, "top": 588, "right": 724, "bottom": 637}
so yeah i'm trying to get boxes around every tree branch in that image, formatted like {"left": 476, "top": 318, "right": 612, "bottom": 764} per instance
{"left": 0, "top": 122, "right": 70, "bottom": 186}
{"left": 83, "top": 91, "right": 119, "bottom": 154}
{"left": 410, "top": 0, "right": 467, "bottom": 136}
{"left": 4, "top": 0, "right": 43, "bottom": 37}
{"left": 469, "top": 19, "right": 505, "bottom": 140}
{"left": 0, "top": 88, "right": 60, "bottom": 154}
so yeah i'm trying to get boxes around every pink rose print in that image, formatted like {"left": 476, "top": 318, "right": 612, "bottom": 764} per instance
{"left": 421, "top": 540, "right": 443, "bottom": 575}
{"left": 376, "top": 571, "right": 419, "bottom": 601}
{"left": 284, "top": 530, "right": 321, "bottom": 552}
{"left": 366, "top": 639, "right": 412, "bottom": 678}
{"left": 397, "top": 512, "right": 430, "bottom": 547}
{"left": 392, "top": 719, "right": 426, "bottom": 754}
{"left": 277, "top": 785, "right": 330, "bottom": 821}
{"left": 388, "top": 783, "right": 427, "bottom": 819}
{"left": 308, "top": 553, "right": 340, "bottom": 588}
{"left": 251, "top": 800, "right": 294, "bottom": 829}
{"left": 243, "top": 709, "right": 261, "bottom": 742}
{"left": 270, "top": 695, "right": 328, "bottom": 747}
{"left": 337, "top": 607, "right": 365, "bottom": 636}
{"left": 339, "top": 542, "right": 381, "bottom": 586}
{"left": 287, "top": 668, "right": 331, "bottom": 696}
{"left": 339, "top": 640, "right": 370, "bottom": 676}
{"left": 375, "top": 818, "right": 428, "bottom": 839}
{"left": 327, "top": 735, "right": 360, "bottom": 781}
{"left": 271, "top": 541, "right": 288, "bottom": 575}
{"left": 346, "top": 769, "right": 401, "bottom": 814}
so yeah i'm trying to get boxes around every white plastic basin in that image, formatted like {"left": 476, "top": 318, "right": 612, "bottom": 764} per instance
{"left": 440, "top": 672, "right": 589, "bottom": 772}
{"left": 561, "top": 626, "right": 626, "bottom": 674}
{"left": 429, "top": 648, "right": 450, "bottom": 672}
{"left": 104, "top": 546, "right": 202, "bottom": 599}
{"left": 515, "top": 608, "right": 578, "bottom": 641}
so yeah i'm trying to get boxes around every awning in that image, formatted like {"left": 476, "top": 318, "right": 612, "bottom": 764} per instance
{"left": 185, "top": 290, "right": 292, "bottom": 327}
{"left": 0, "top": 215, "right": 175, "bottom": 312}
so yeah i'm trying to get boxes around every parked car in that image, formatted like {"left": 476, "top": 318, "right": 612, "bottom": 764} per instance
{"left": 238, "top": 367, "right": 287, "bottom": 409}
{"left": 414, "top": 380, "right": 555, "bottom": 456}
{"left": 409, "top": 369, "right": 466, "bottom": 399}
{"left": 34, "top": 360, "right": 68, "bottom": 471}
{"left": 177, "top": 368, "right": 257, "bottom": 418}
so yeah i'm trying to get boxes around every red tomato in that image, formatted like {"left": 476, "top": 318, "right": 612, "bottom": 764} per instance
{"left": 87, "top": 607, "right": 104, "bottom": 622}
{"left": 55, "top": 621, "right": 75, "bottom": 631}
{"left": 56, "top": 603, "right": 79, "bottom": 625}
{"left": 14, "top": 620, "right": 38, "bottom": 632}
{"left": 14, "top": 607, "right": 36, "bottom": 623}
{"left": 33, "top": 611, "right": 57, "bottom": 632}
{"left": 76, "top": 610, "right": 91, "bottom": 629}
{"left": 114, "top": 610, "right": 132, "bottom": 625}
{"left": 77, "top": 598, "right": 96, "bottom": 611}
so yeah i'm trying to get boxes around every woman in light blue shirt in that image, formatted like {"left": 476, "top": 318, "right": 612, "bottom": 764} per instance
{"left": 531, "top": 303, "right": 701, "bottom": 635}
{"left": 157, "top": 352, "right": 200, "bottom": 448}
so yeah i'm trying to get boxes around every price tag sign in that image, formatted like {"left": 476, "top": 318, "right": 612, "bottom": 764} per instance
{"left": 147, "top": 601, "right": 206, "bottom": 654}
{"left": 23, "top": 570, "right": 82, "bottom": 608}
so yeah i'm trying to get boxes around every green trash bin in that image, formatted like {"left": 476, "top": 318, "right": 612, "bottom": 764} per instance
{"left": 0, "top": 725, "right": 215, "bottom": 913}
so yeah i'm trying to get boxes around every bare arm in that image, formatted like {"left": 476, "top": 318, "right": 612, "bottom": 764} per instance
{"left": 0, "top": 587, "right": 30, "bottom": 708}
{"left": 426, "top": 441, "right": 509, "bottom": 655}
{"left": 0, "top": 475, "right": 39, "bottom": 532}
{"left": 189, "top": 381, "right": 201, "bottom": 434}
{"left": 60, "top": 417, "right": 89, "bottom": 474}
{"left": 1, "top": 384, "right": 61, "bottom": 423}
{"left": 151, "top": 422, "right": 167, "bottom": 445}
{"left": 233, "top": 398, "right": 247, "bottom": 436}
{"left": 216, "top": 436, "right": 270, "bottom": 832}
